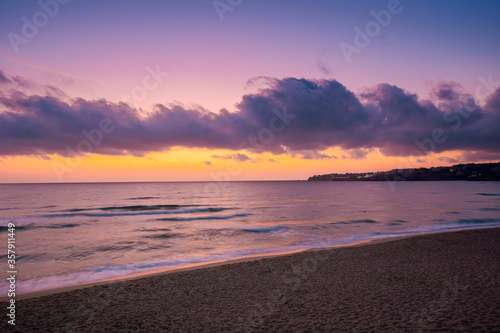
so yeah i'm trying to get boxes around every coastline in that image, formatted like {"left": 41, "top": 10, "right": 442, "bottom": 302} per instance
{"left": 5, "top": 226, "right": 494, "bottom": 301}
{"left": 2, "top": 227, "right": 499, "bottom": 331}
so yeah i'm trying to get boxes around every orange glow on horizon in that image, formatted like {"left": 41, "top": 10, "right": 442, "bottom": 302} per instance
{"left": 0, "top": 147, "right": 472, "bottom": 183}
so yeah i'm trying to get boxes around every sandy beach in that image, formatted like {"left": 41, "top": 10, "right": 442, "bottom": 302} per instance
{"left": 2, "top": 227, "right": 499, "bottom": 332}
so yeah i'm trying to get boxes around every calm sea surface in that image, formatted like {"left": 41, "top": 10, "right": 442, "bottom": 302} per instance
{"left": 0, "top": 181, "right": 499, "bottom": 295}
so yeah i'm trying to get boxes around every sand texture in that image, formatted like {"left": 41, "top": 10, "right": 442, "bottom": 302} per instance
{"left": 1, "top": 228, "right": 499, "bottom": 332}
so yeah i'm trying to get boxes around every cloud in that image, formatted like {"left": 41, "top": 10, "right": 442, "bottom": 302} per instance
{"left": 292, "top": 150, "right": 333, "bottom": 160}
{"left": 232, "top": 153, "right": 251, "bottom": 162}
{"left": 438, "top": 156, "right": 461, "bottom": 164}
{"left": 344, "top": 148, "right": 372, "bottom": 160}
{"left": 0, "top": 70, "right": 10, "bottom": 84}
{"left": 211, "top": 153, "right": 251, "bottom": 162}
{"left": 0, "top": 70, "right": 499, "bottom": 161}
{"left": 459, "top": 151, "right": 500, "bottom": 162}
{"left": 429, "top": 81, "right": 463, "bottom": 101}
{"left": 244, "top": 76, "right": 278, "bottom": 90}
{"left": 316, "top": 59, "right": 333, "bottom": 76}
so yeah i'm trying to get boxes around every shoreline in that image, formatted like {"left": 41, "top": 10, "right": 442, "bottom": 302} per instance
{"left": 2, "top": 227, "right": 499, "bottom": 331}
{"left": 4, "top": 225, "right": 498, "bottom": 301}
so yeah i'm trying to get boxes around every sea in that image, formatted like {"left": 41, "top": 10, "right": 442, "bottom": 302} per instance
{"left": 1, "top": 181, "right": 499, "bottom": 296}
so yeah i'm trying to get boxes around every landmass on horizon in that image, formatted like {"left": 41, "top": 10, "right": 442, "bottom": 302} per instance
{"left": 308, "top": 161, "right": 500, "bottom": 181}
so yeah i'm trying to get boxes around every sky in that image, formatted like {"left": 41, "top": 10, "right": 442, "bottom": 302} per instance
{"left": 0, "top": 0, "right": 499, "bottom": 182}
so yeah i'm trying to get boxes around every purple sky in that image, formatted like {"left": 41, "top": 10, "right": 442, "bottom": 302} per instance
{"left": 0, "top": 0, "right": 499, "bottom": 181}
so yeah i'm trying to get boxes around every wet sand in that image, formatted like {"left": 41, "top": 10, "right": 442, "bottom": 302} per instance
{"left": 2, "top": 228, "right": 499, "bottom": 332}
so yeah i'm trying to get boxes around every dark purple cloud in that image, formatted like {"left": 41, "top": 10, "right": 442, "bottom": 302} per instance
{"left": 438, "top": 151, "right": 500, "bottom": 165}
{"left": 0, "top": 70, "right": 10, "bottom": 84}
{"left": 0, "top": 71, "right": 499, "bottom": 160}
{"left": 429, "top": 81, "right": 462, "bottom": 101}
{"left": 460, "top": 150, "right": 500, "bottom": 162}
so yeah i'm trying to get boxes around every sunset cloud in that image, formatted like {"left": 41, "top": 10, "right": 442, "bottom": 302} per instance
{"left": 211, "top": 153, "right": 252, "bottom": 162}
{"left": 0, "top": 71, "right": 499, "bottom": 161}
{"left": 0, "top": 70, "right": 10, "bottom": 84}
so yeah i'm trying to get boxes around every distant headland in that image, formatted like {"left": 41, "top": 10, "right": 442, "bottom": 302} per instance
{"left": 308, "top": 162, "right": 500, "bottom": 182}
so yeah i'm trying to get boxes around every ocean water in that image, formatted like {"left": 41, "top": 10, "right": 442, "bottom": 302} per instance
{"left": 0, "top": 181, "right": 499, "bottom": 295}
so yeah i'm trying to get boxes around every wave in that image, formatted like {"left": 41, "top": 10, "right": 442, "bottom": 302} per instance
{"left": 127, "top": 196, "right": 160, "bottom": 200}
{"left": 242, "top": 226, "right": 287, "bottom": 233}
{"left": 157, "top": 213, "right": 249, "bottom": 221}
{"left": 350, "top": 219, "right": 378, "bottom": 224}
{"left": 136, "top": 227, "right": 172, "bottom": 232}
{"left": 138, "top": 244, "right": 172, "bottom": 251}
{"left": 477, "top": 207, "right": 500, "bottom": 211}
{"left": 36, "top": 213, "right": 82, "bottom": 218}
{"left": 143, "top": 233, "right": 180, "bottom": 239}
{"left": 67, "top": 204, "right": 196, "bottom": 212}
{"left": 33, "top": 207, "right": 231, "bottom": 218}
{"left": 45, "top": 223, "right": 80, "bottom": 229}
{"left": 0, "top": 253, "right": 47, "bottom": 262}
{"left": 95, "top": 244, "right": 136, "bottom": 252}
{"left": 476, "top": 193, "right": 500, "bottom": 196}
{"left": 86, "top": 207, "right": 230, "bottom": 217}
{"left": 0, "top": 222, "right": 79, "bottom": 231}
{"left": 456, "top": 218, "right": 500, "bottom": 224}
{"left": 387, "top": 222, "right": 402, "bottom": 226}
{"left": 54, "top": 251, "right": 94, "bottom": 261}
{"left": 330, "top": 219, "right": 379, "bottom": 225}
{"left": 100, "top": 204, "right": 192, "bottom": 211}
{"left": 2, "top": 209, "right": 243, "bottom": 230}
{"left": 0, "top": 225, "right": 29, "bottom": 232}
